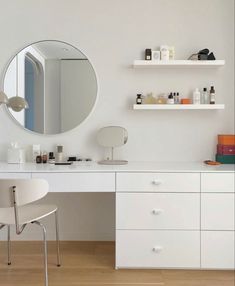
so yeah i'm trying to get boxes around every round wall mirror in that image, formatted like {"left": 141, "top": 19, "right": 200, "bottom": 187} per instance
{"left": 3, "top": 40, "right": 98, "bottom": 135}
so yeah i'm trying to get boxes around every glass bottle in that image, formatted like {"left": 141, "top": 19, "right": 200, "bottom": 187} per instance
{"left": 136, "top": 94, "right": 142, "bottom": 104}
{"left": 210, "top": 86, "right": 216, "bottom": 104}
{"left": 201, "top": 88, "right": 209, "bottom": 104}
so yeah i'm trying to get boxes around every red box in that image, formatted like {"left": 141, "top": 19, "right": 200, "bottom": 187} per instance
{"left": 217, "top": 144, "right": 235, "bottom": 155}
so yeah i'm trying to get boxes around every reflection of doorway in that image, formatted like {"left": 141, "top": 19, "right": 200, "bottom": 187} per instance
{"left": 25, "top": 57, "right": 34, "bottom": 131}
{"left": 24, "top": 53, "right": 44, "bottom": 133}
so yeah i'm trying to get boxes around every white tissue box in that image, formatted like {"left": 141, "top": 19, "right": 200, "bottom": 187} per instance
{"left": 7, "top": 148, "right": 25, "bottom": 164}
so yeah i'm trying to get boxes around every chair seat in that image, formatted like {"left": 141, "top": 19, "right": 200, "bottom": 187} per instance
{"left": 0, "top": 204, "right": 57, "bottom": 225}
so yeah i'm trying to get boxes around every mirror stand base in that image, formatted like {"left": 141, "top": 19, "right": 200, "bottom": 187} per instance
{"left": 98, "top": 160, "right": 128, "bottom": 165}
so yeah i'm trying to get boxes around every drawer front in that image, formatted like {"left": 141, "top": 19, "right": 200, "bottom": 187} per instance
{"left": 201, "top": 193, "right": 234, "bottom": 230}
{"left": 201, "top": 231, "right": 235, "bottom": 269}
{"left": 116, "top": 230, "right": 200, "bottom": 268}
{"left": 201, "top": 173, "right": 234, "bottom": 193}
{"left": 116, "top": 172, "right": 200, "bottom": 193}
{"left": 0, "top": 173, "right": 31, "bottom": 179}
{"left": 32, "top": 172, "right": 115, "bottom": 192}
{"left": 116, "top": 193, "right": 200, "bottom": 230}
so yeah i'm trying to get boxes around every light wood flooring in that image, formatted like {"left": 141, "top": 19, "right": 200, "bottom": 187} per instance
{"left": 0, "top": 241, "right": 234, "bottom": 286}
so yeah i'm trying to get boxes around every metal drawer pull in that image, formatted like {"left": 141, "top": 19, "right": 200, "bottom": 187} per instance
{"left": 152, "top": 246, "right": 163, "bottom": 253}
{"left": 152, "top": 209, "right": 163, "bottom": 215}
{"left": 152, "top": 179, "right": 162, "bottom": 185}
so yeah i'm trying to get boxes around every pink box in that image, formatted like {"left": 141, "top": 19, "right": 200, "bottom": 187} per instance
{"left": 217, "top": 144, "right": 235, "bottom": 155}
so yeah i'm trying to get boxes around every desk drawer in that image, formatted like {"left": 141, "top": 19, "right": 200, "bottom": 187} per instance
{"left": 201, "top": 193, "right": 234, "bottom": 230}
{"left": 32, "top": 172, "right": 115, "bottom": 192}
{"left": 201, "top": 173, "right": 234, "bottom": 193}
{"left": 0, "top": 173, "right": 31, "bottom": 179}
{"left": 116, "top": 193, "right": 200, "bottom": 230}
{"left": 116, "top": 230, "right": 200, "bottom": 268}
{"left": 116, "top": 173, "right": 200, "bottom": 193}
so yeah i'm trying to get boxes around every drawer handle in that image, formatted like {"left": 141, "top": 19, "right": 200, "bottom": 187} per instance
{"left": 152, "top": 246, "right": 163, "bottom": 253}
{"left": 152, "top": 179, "right": 162, "bottom": 186}
{"left": 152, "top": 209, "right": 163, "bottom": 215}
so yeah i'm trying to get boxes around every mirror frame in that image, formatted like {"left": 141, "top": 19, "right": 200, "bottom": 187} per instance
{"left": 2, "top": 39, "right": 99, "bottom": 136}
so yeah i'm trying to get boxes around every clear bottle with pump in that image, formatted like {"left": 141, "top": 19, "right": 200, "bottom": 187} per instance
{"left": 210, "top": 86, "right": 216, "bottom": 104}
{"left": 176, "top": 92, "right": 180, "bottom": 104}
{"left": 201, "top": 88, "right": 209, "bottom": 104}
{"left": 193, "top": 88, "right": 201, "bottom": 104}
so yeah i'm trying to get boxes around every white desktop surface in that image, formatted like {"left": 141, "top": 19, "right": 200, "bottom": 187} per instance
{"left": 0, "top": 161, "right": 234, "bottom": 173}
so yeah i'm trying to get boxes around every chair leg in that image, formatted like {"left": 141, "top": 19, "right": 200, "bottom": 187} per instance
{"left": 7, "top": 225, "right": 11, "bottom": 265}
{"left": 55, "top": 211, "right": 61, "bottom": 267}
{"left": 32, "top": 221, "right": 48, "bottom": 286}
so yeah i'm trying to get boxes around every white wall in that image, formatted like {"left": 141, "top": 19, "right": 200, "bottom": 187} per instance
{"left": 0, "top": 0, "right": 234, "bottom": 240}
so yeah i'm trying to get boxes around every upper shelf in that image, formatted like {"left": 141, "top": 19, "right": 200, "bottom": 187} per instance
{"left": 133, "top": 60, "right": 225, "bottom": 68}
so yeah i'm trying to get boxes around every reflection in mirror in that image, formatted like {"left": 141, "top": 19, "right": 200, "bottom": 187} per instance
{"left": 97, "top": 126, "right": 128, "bottom": 165}
{"left": 4, "top": 40, "right": 97, "bottom": 134}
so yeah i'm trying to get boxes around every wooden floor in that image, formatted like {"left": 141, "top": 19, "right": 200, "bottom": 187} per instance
{"left": 0, "top": 241, "right": 234, "bottom": 286}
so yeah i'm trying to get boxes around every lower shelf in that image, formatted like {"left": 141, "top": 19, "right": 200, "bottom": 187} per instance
{"left": 133, "top": 104, "right": 225, "bottom": 110}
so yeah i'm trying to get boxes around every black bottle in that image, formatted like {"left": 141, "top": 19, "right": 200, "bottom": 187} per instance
{"left": 145, "top": 49, "right": 152, "bottom": 60}
{"left": 136, "top": 94, "right": 142, "bottom": 104}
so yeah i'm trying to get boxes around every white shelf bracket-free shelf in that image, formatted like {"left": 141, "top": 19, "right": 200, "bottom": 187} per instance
{"left": 133, "top": 104, "right": 225, "bottom": 110}
{"left": 133, "top": 60, "right": 225, "bottom": 68}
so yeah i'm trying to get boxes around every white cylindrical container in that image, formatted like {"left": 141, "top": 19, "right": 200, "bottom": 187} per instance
{"left": 193, "top": 88, "right": 201, "bottom": 104}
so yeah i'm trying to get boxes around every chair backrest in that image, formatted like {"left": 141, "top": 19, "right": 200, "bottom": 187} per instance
{"left": 0, "top": 179, "right": 49, "bottom": 207}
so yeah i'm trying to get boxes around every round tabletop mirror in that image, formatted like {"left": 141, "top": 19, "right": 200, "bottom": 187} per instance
{"left": 3, "top": 40, "right": 98, "bottom": 135}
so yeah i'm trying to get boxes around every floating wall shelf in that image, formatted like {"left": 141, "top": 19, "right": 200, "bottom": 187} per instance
{"left": 133, "top": 60, "right": 225, "bottom": 68}
{"left": 133, "top": 104, "right": 225, "bottom": 110}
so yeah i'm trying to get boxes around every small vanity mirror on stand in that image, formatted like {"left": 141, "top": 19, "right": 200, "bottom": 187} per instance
{"left": 97, "top": 126, "right": 128, "bottom": 165}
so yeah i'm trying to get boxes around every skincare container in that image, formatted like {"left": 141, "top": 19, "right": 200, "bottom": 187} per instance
{"left": 143, "top": 93, "right": 156, "bottom": 104}
{"left": 201, "top": 88, "right": 209, "bottom": 104}
{"left": 160, "top": 45, "right": 169, "bottom": 60}
{"left": 56, "top": 145, "right": 64, "bottom": 162}
{"left": 210, "top": 86, "right": 216, "bottom": 104}
{"left": 32, "top": 144, "right": 40, "bottom": 162}
{"left": 136, "top": 94, "right": 142, "bottom": 104}
{"left": 36, "top": 155, "right": 42, "bottom": 164}
{"left": 181, "top": 98, "right": 191, "bottom": 104}
{"left": 169, "top": 46, "right": 175, "bottom": 60}
{"left": 48, "top": 152, "right": 55, "bottom": 163}
{"left": 193, "top": 88, "right": 201, "bottom": 104}
{"left": 176, "top": 92, "right": 180, "bottom": 104}
{"left": 156, "top": 94, "right": 167, "bottom": 104}
{"left": 145, "top": 49, "right": 152, "bottom": 60}
{"left": 151, "top": 50, "right": 161, "bottom": 60}
{"left": 42, "top": 151, "right": 47, "bottom": 164}
{"left": 173, "top": 92, "right": 177, "bottom": 103}
{"left": 167, "top": 93, "right": 174, "bottom": 104}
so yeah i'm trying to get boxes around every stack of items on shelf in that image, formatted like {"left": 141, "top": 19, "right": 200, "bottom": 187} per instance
{"left": 145, "top": 45, "right": 175, "bottom": 61}
{"left": 216, "top": 135, "right": 235, "bottom": 164}
{"left": 135, "top": 86, "right": 216, "bottom": 105}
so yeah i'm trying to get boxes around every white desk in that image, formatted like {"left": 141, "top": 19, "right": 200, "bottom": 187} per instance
{"left": 0, "top": 161, "right": 234, "bottom": 269}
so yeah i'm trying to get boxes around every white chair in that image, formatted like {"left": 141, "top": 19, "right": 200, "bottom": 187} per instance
{"left": 0, "top": 179, "right": 61, "bottom": 286}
